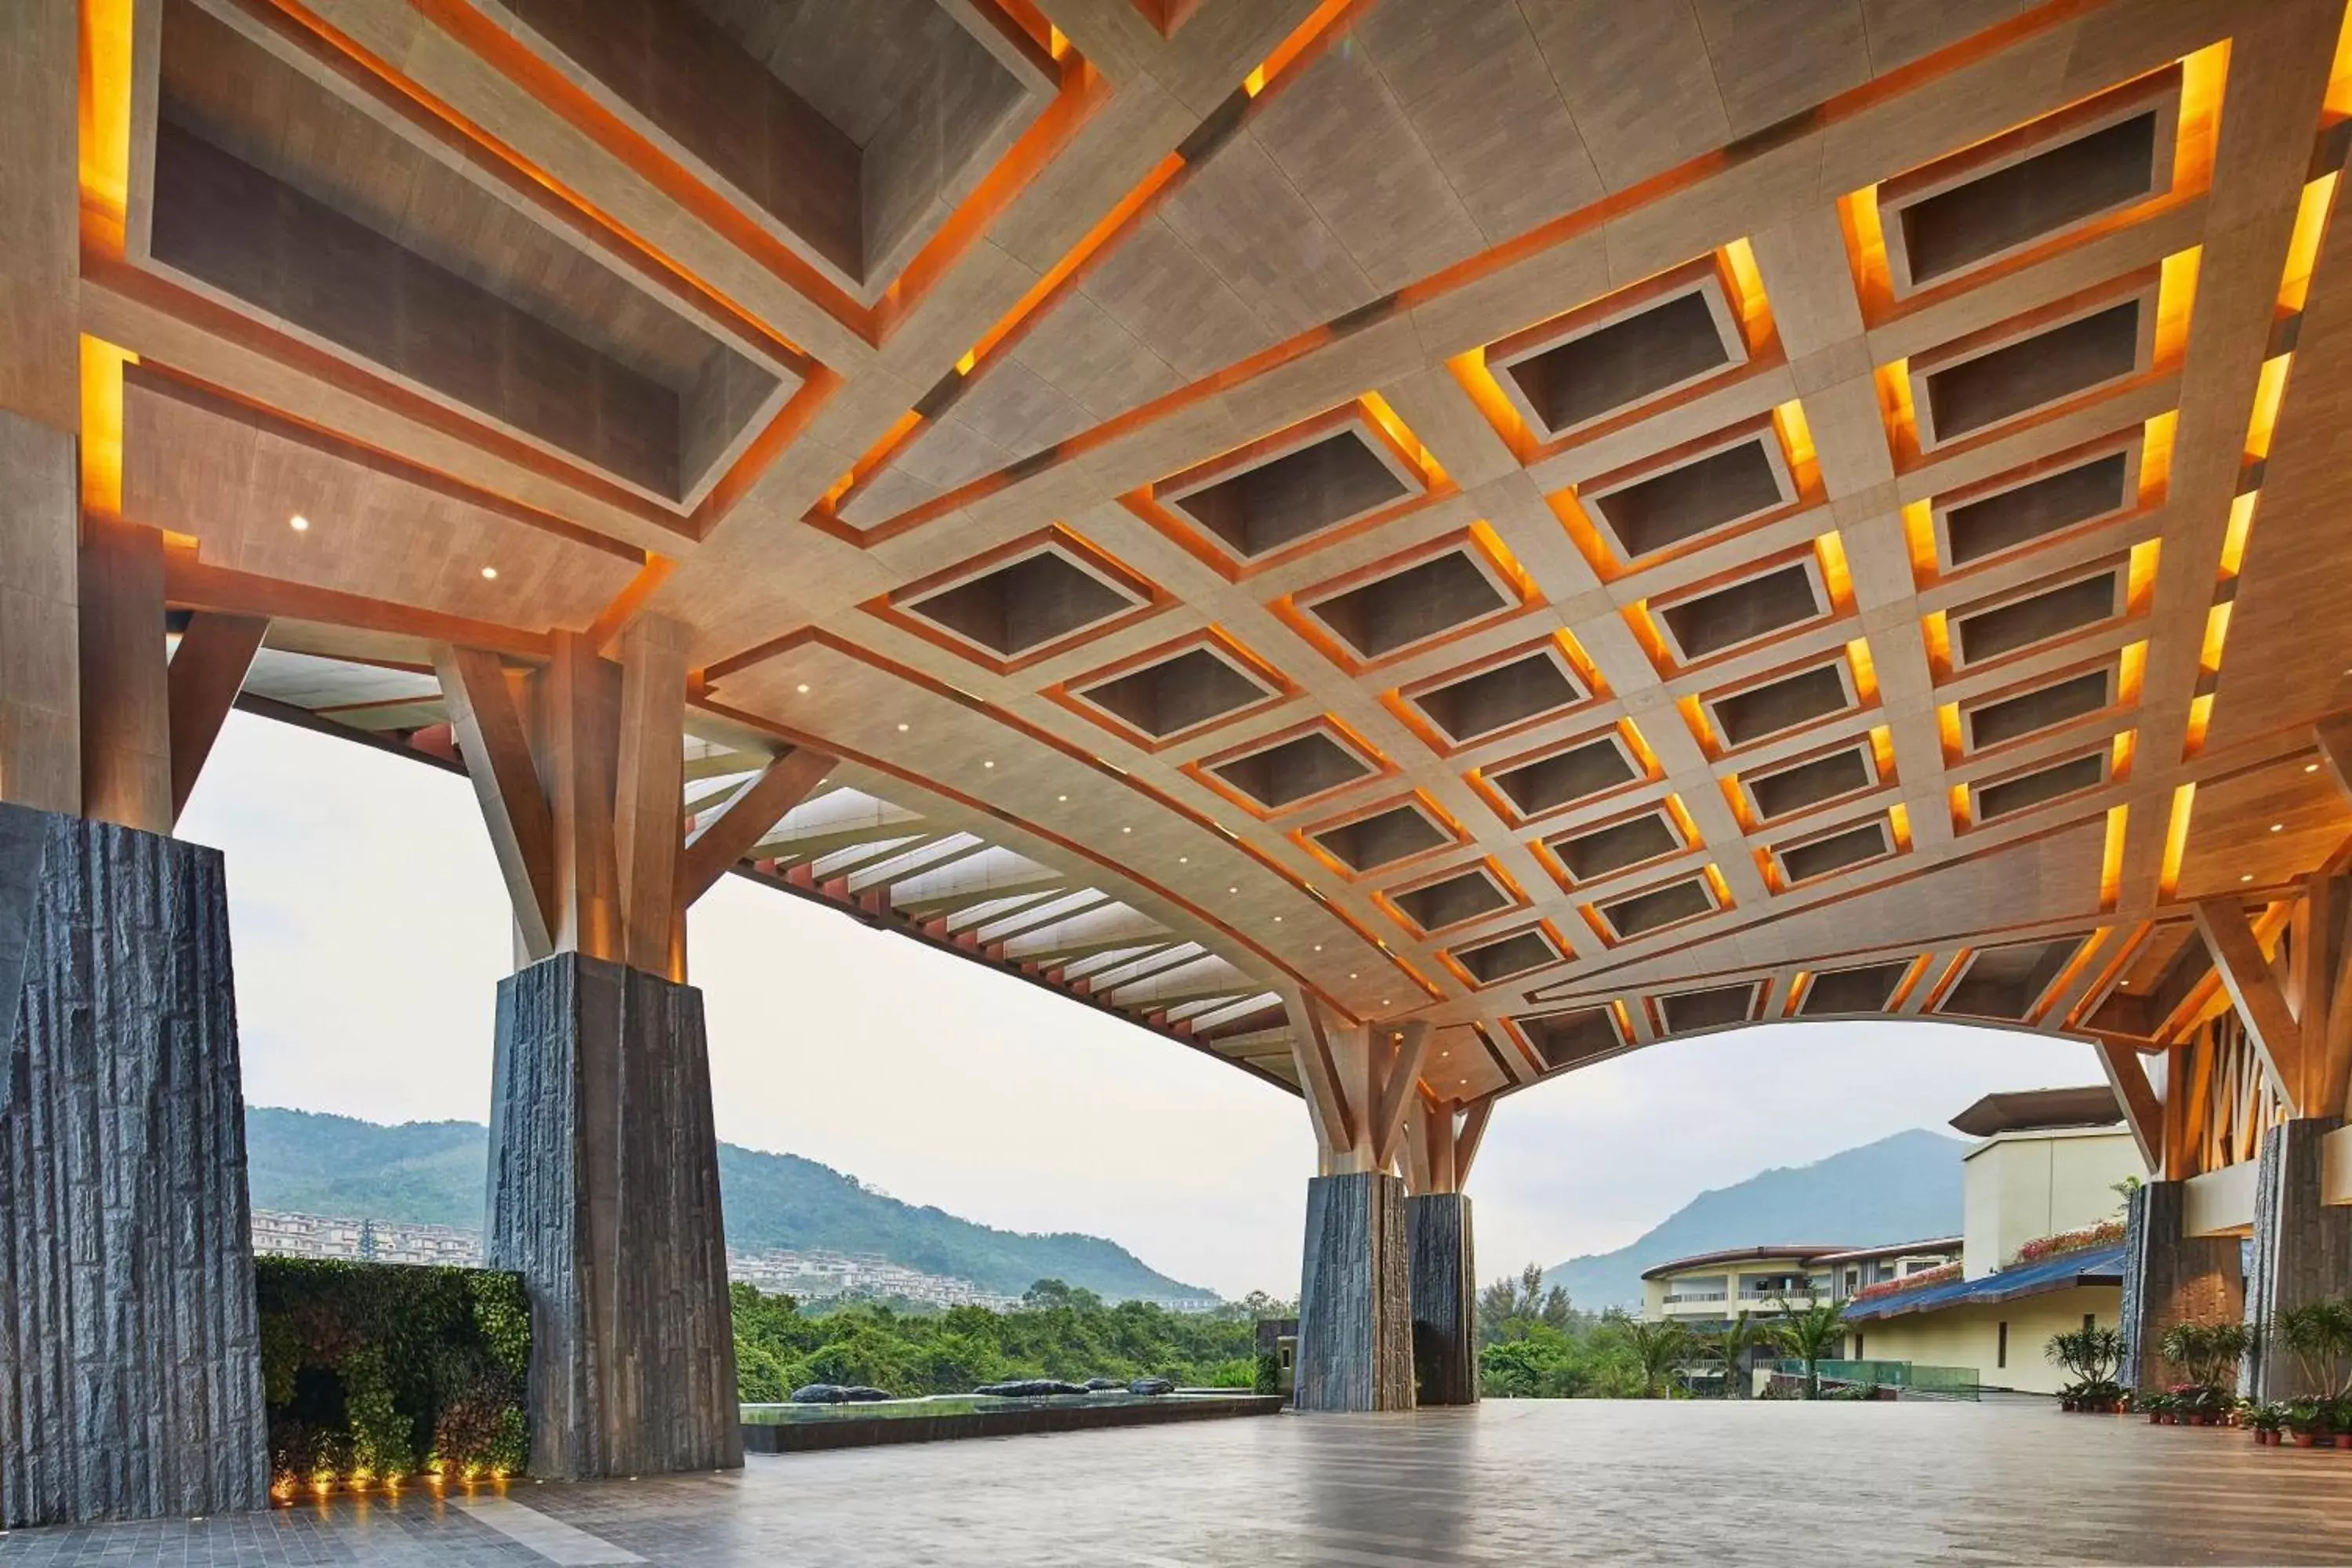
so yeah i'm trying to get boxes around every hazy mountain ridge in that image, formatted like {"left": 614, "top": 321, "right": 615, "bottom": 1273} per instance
{"left": 244, "top": 1107, "right": 1213, "bottom": 1302}
{"left": 1541, "top": 1128, "right": 1968, "bottom": 1311}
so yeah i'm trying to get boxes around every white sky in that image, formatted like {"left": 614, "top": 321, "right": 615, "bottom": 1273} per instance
{"left": 181, "top": 711, "right": 2103, "bottom": 1299}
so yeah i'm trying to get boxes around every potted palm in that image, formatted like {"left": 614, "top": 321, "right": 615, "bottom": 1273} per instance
{"left": 2273, "top": 1299, "right": 2352, "bottom": 1443}
{"left": 2046, "top": 1326, "right": 2125, "bottom": 1413}
{"left": 2158, "top": 1321, "right": 2250, "bottom": 1423}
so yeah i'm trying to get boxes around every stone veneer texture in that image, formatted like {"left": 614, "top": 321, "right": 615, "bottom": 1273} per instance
{"left": 488, "top": 951, "right": 741, "bottom": 1479}
{"left": 0, "top": 805, "right": 269, "bottom": 1527}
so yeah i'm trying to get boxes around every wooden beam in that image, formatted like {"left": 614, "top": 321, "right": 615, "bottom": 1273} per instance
{"left": 1370, "top": 1020, "right": 1431, "bottom": 1174}
{"left": 1454, "top": 1097, "right": 1494, "bottom": 1188}
{"left": 612, "top": 617, "right": 688, "bottom": 974}
{"left": 78, "top": 514, "right": 171, "bottom": 833}
{"left": 2093, "top": 1036, "right": 2163, "bottom": 1174}
{"left": 165, "top": 543, "right": 551, "bottom": 661}
{"left": 535, "top": 633, "right": 621, "bottom": 961}
{"left": 434, "top": 642, "right": 555, "bottom": 960}
{"left": 2296, "top": 872, "right": 2340, "bottom": 1116}
{"left": 1399, "top": 1094, "right": 1435, "bottom": 1195}
{"left": 2194, "top": 897, "right": 2306, "bottom": 1114}
{"left": 165, "top": 612, "right": 266, "bottom": 822}
{"left": 2314, "top": 716, "right": 2352, "bottom": 811}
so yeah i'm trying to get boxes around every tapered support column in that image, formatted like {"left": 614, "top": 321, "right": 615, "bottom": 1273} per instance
{"left": 2118, "top": 1179, "right": 2242, "bottom": 1392}
{"left": 0, "top": 806, "right": 268, "bottom": 1526}
{"left": 488, "top": 952, "right": 740, "bottom": 1478}
{"left": 1296, "top": 1171, "right": 1412, "bottom": 1412}
{"left": 1406, "top": 1193, "right": 1478, "bottom": 1406}
{"left": 2242, "top": 1117, "right": 2351, "bottom": 1401}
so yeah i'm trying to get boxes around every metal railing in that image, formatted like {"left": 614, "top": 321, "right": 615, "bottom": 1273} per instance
{"left": 1762, "top": 1359, "right": 1980, "bottom": 1400}
{"left": 1661, "top": 1290, "right": 1728, "bottom": 1303}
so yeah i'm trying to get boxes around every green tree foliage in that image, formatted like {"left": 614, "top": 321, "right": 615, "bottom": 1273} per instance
{"left": 1474, "top": 1263, "right": 1646, "bottom": 1398}
{"left": 1769, "top": 1300, "right": 1849, "bottom": 1399}
{"left": 729, "top": 1279, "right": 1272, "bottom": 1398}
{"left": 1708, "top": 1311, "right": 1769, "bottom": 1399}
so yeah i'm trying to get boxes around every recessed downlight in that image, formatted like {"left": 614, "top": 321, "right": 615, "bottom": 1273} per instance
{"left": 289, "top": 514, "right": 310, "bottom": 532}
{"left": 479, "top": 565, "right": 498, "bottom": 580}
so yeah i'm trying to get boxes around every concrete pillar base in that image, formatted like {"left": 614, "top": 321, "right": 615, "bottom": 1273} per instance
{"left": 1297, "top": 1171, "right": 1412, "bottom": 1411}
{"left": 2244, "top": 1116, "right": 2352, "bottom": 1402}
{"left": 488, "top": 952, "right": 741, "bottom": 1478}
{"left": 2119, "top": 1178, "right": 2245, "bottom": 1393}
{"left": 0, "top": 805, "right": 269, "bottom": 1526}
{"left": 1406, "top": 1193, "right": 1479, "bottom": 1406}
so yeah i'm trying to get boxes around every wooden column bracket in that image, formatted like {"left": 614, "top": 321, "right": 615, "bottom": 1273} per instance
{"left": 435, "top": 643, "right": 557, "bottom": 960}
{"left": 2092, "top": 1035, "right": 2163, "bottom": 1174}
{"left": 1284, "top": 990, "right": 1359, "bottom": 1166}
{"left": 678, "top": 746, "right": 837, "bottom": 906}
{"left": 612, "top": 618, "right": 690, "bottom": 974}
{"left": 1454, "top": 1096, "right": 1493, "bottom": 1188}
{"left": 2193, "top": 896, "right": 2305, "bottom": 1114}
{"left": 165, "top": 612, "right": 267, "bottom": 823}
{"left": 1368, "top": 1020, "right": 1430, "bottom": 1174}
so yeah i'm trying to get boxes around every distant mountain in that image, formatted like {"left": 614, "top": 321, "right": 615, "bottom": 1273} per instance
{"left": 245, "top": 1107, "right": 1214, "bottom": 1303}
{"left": 1541, "top": 1128, "right": 1967, "bottom": 1312}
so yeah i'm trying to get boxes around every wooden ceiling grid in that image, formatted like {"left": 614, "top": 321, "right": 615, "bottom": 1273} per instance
{"left": 100, "top": 0, "right": 2352, "bottom": 1103}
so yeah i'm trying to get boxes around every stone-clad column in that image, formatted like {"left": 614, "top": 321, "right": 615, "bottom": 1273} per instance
{"left": 2241, "top": 1117, "right": 2351, "bottom": 1401}
{"left": 1406, "top": 1193, "right": 1478, "bottom": 1406}
{"left": 1296, "top": 1171, "right": 1412, "bottom": 1411}
{"left": 2118, "top": 1179, "right": 2243, "bottom": 1394}
{"left": 488, "top": 950, "right": 740, "bottom": 1477}
{"left": 0, "top": 806, "right": 269, "bottom": 1526}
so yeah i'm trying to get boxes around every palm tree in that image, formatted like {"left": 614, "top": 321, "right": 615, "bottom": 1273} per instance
{"left": 1710, "top": 1311, "right": 1767, "bottom": 1399}
{"left": 1624, "top": 1319, "right": 1693, "bottom": 1399}
{"left": 1771, "top": 1300, "right": 1847, "bottom": 1399}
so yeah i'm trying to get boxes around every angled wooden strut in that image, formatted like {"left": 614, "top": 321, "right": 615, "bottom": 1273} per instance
{"left": 1404, "top": 1088, "right": 1496, "bottom": 1196}
{"left": 679, "top": 746, "right": 836, "bottom": 906}
{"left": 1368, "top": 1020, "right": 1430, "bottom": 1173}
{"left": 165, "top": 611, "right": 267, "bottom": 823}
{"left": 2092, "top": 1035, "right": 2163, "bottom": 1174}
{"left": 435, "top": 643, "right": 557, "bottom": 960}
{"left": 2192, "top": 896, "right": 2304, "bottom": 1115}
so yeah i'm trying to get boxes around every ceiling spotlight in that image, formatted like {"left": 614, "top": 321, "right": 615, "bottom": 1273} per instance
{"left": 2307, "top": 763, "right": 2320, "bottom": 773}
{"left": 1229, "top": 887, "right": 1239, "bottom": 895}
{"left": 1058, "top": 794, "right": 1068, "bottom": 802}
{"left": 480, "top": 566, "right": 498, "bottom": 580}
{"left": 1122, "top": 826, "right": 1132, "bottom": 833}
{"left": 289, "top": 514, "right": 310, "bottom": 532}
{"left": 1350, "top": 972, "right": 1359, "bottom": 980}
{"left": 1273, "top": 916, "right": 1282, "bottom": 923}
{"left": 896, "top": 722, "right": 909, "bottom": 732}
{"left": 1313, "top": 945, "right": 1323, "bottom": 953}
{"left": 1178, "top": 856, "right": 1187, "bottom": 863}
{"left": 2241, "top": 873, "right": 2255, "bottom": 883}
{"left": 797, "top": 684, "right": 810, "bottom": 695}
{"left": 2271, "top": 822, "right": 2285, "bottom": 833}
{"left": 983, "top": 760, "right": 995, "bottom": 769}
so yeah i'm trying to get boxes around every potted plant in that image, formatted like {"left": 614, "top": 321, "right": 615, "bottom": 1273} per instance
{"left": 2045, "top": 1327, "right": 2125, "bottom": 1413}
{"left": 2140, "top": 1391, "right": 2171, "bottom": 1425}
{"left": 2245, "top": 1402, "right": 2286, "bottom": 1444}
{"left": 2285, "top": 1397, "right": 2327, "bottom": 1448}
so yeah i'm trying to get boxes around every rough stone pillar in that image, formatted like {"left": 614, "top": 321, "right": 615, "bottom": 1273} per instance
{"left": 2119, "top": 1178, "right": 2242, "bottom": 1393}
{"left": 488, "top": 951, "right": 740, "bottom": 1478}
{"left": 1406, "top": 1192, "right": 1478, "bottom": 1406}
{"left": 0, "top": 805, "right": 269, "bottom": 1526}
{"left": 1295, "top": 1171, "right": 1411, "bottom": 1412}
{"left": 2242, "top": 1117, "right": 2352, "bottom": 1401}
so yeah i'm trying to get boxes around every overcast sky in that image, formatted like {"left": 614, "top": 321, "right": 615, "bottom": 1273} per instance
{"left": 181, "top": 712, "right": 2103, "bottom": 1300}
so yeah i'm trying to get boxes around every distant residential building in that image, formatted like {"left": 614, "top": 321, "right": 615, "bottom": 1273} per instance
{"left": 1820, "top": 1237, "right": 1965, "bottom": 1304}
{"left": 1639, "top": 1245, "right": 1846, "bottom": 1329}
{"left": 252, "top": 1210, "right": 482, "bottom": 1267}
{"left": 1841, "top": 1087, "right": 2141, "bottom": 1394}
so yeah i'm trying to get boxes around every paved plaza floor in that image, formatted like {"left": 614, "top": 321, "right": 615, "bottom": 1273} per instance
{"left": 5, "top": 1399, "right": 2351, "bottom": 1565}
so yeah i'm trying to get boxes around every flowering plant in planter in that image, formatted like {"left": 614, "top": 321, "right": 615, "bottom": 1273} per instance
{"left": 2013, "top": 1218, "right": 2127, "bottom": 1265}
{"left": 2245, "top": 1402, "right": 2288, "bottom": 1443}
{"left": 2138, "top": 1391, "right": 2172, "bottom": 1423}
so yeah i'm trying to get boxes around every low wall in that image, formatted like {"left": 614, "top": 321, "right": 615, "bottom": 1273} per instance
{"left": 741, "top": 1394, "right": 1283, "bottom": 1454}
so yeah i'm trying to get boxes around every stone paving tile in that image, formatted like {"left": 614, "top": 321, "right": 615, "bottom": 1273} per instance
{"left": 8, "top": 1401, "right": 2352, "bottom": 1566}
